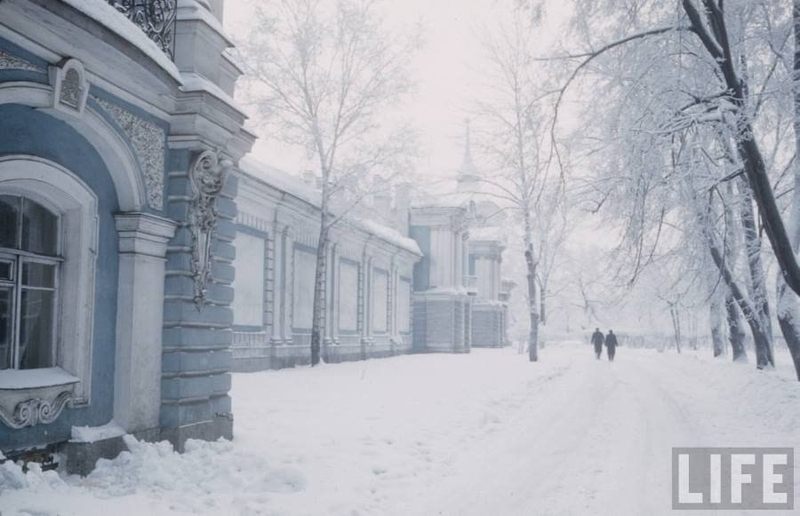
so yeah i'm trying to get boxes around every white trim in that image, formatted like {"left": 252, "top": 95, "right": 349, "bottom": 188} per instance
{"left": 113, "top": 212, "right": 175, "bottom": 434}
{"left": 0, "top": 156, "right": 98, "bottom": 405}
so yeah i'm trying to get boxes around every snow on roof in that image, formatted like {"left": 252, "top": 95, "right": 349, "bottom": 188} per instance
{"left": 180, "top": 72, "right": 244, "bottom": 112}
{"left": 239, "top": 155, "right": 320, "bottom": 206}
{"left": 239, "top": 157, "right": 421, "bottom": 256}
{"left": 175, "top": 1, "right": 230, "bottom": 44}
{"left": 355, "top": 218, "right": 422, "bottom": 256}
{"left": 61, "top": 0, "right": 183, "bottom": 84}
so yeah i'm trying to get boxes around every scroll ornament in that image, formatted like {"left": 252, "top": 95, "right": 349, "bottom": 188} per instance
{"left": 189, "top": 150, "right": 233, "bottom": 311}
{"left": 0, "top": 391, "right": 73, "bottom": 429}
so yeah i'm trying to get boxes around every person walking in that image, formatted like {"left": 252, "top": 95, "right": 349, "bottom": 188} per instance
{"left": 605, "top": 329, "right": 618, "bottom": 361}
{"left": 591, "top": 328, "right": 604, "bottom": 360}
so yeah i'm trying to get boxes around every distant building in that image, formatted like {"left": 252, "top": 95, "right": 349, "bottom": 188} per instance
{"left": 409, "top": 122, "right": 513, "bottom": 352}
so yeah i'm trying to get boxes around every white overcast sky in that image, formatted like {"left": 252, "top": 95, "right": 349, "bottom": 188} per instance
{"left": 223, "top": 0, "right": 571, "bottom": 178}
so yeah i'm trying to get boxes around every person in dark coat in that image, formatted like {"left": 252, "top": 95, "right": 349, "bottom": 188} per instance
{"left": 605, "top": 330, "right": 618, "bottom": 361}
{"left": 591, "top": 328, "right": 604, "bottom": 359}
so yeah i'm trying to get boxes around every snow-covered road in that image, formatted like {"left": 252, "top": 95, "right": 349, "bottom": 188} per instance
{"left": 2, "top": 343, "right": 799, "bottom": 515}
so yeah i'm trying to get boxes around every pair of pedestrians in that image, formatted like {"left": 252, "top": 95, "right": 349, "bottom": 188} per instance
{"left": 591, "top": 328, "right": 617, "bottom": 361}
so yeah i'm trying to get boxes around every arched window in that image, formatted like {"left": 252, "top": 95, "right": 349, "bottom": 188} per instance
{"left": 0, "top": 196, "right": 61, "bottom": 370}
{"left": 0, "top": 157, "right": 98, "bottom": 406}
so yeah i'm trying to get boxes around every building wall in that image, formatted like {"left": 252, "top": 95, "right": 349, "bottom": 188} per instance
{"left": 0, "top": 102, "right": 120, "bottom": 450}
{"left": 0, "top": 0, "right": 254, "bottom": 471}
{"left": 231, "top": 170, "right": 421, "bottom": 371}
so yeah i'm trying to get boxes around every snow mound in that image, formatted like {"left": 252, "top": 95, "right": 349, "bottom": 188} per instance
{"left": 0, "top": 460, "right": 65, "bottom": 494}
{"left": 78, "top": 435, "right": 307, "bottom": 504}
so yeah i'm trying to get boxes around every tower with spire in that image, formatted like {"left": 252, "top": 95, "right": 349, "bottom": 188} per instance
{"left": 456, "top": 119, "right": 481, "bottom": 191}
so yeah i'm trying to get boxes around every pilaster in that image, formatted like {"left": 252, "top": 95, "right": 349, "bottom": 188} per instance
{"left": 115, "top": 212, "right": 177, "bottom": 436}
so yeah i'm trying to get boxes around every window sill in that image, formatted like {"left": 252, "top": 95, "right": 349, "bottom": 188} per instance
{"left": 0, "top": 368, "right": 78, "bottom": 429}
{"left": 0, "top": 367, "right": 80, "bottom": 390}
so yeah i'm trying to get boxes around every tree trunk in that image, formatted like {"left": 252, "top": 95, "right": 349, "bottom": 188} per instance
{"left": 725, "top": 294, "right": 747, "bottom": 362}
{"left": 775, "top": 0, "right": 800, "bottom": 381}
{"left": 310, "top": 223, "right": 329, "bottom": 367}
{"left": 708, "top": 240, "right": 773, "bottom": 365}
{"left": 539, "top": 299, "right": 546, "bottom": 349}
{"left": 526, "top": 246, "right": 539, "bottom": 362}
{"left": 710, "top": 293, "right": 726, "bottom": 357}
{"left": 669, "top": 305, "right": 682, "bottom": 353}
{"left": 739, "top": 180, "right": 775, "bottom": 368}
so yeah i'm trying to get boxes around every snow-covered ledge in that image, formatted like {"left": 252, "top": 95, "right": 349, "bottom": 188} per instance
{"left": 0, "top": 368, "right": 79, "bottom": 429}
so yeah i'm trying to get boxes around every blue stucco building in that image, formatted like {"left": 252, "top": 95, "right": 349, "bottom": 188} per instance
{"left": 0, "top": 0, "right": 254, "bottom": 473}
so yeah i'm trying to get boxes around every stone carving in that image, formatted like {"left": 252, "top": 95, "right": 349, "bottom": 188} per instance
{"left": 50, "top": 58, "right": 89, "bottom": 115}
{"left": 93, "top": 97, "right": 166, "bottom": 210}
{"left": 60, "top": 68, "right": 82, "bottom": 109}
{"left": 0, "top": 49, "right": 43, "bottom": 72}
{"left": 0, "top": 391, "right": 73, "bottom": 429}
{"left": 189, "top": 150, "right": 232, "bottom": 311}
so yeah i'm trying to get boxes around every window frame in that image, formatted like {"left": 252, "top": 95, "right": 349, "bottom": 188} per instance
{"left": 0, "top": 156, "right": 98, "bottom": 406}
{"left": 0, "top": 195, "right": 64, "bottom": 371}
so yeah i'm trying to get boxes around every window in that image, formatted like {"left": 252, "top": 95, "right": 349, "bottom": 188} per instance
{"left": 0, "top": 196, "right": 61, "bottom": 370}
{"left": 0, "top": 156, "right": 99, "bottom": 405}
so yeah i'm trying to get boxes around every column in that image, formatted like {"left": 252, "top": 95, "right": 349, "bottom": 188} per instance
{"left": 269, "top": 222, "right": 283, "bottom": 345}
{"left": 282, "top": 228, "right": 295, "bottom": 344}
{"left": 361, "top": 255, "right": 373, "bottom": 345}
{"left": 114, "top": 213, "right": 176, "bottom": 436}
{"left": 328, "top": 244, "right": 339, "bottom": 345}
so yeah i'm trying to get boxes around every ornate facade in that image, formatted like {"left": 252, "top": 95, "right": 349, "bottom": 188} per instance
{"left": 0, "top": 0, "right": 253, "bottom": 474}
{"left": 0, "top": 0, "right": 513, "bottom": 476}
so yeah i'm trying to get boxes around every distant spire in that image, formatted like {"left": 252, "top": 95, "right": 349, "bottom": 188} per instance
{"left": 457, "top": 118, "right": 480, "bottom": 186}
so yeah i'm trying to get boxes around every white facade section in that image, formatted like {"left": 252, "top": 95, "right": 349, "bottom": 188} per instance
{"left": 232, "top": 232, "right": 265, "bottom": 327}
{"left": 398, "top": 279, "right": 411, "bottom": 334}
{"left": 292, "top": 247, "right": 317, "bottom": 331}
{"left": 338, "top": 262, "right": 359, "bottom": 332}
{"left": 232, "top": 158, "right": 422, "bottom": 369}
{"left": 372, "top": 270, "right": 388, "bottom": 333}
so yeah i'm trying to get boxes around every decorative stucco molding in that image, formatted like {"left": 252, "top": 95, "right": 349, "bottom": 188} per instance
{"left": 92, "top": 96, "right": 166, "bottom": 210}
{"left": 50, "top": 59, "right": 90, "bottom": 115}
{"left": 189, "top": 149, "right": 232, "bottom": 311}
{"left": 0, "top": 49, "right": 43, "bottom": 72}
{"left": 0, "top": 390, "right": 73, "bottom": 429}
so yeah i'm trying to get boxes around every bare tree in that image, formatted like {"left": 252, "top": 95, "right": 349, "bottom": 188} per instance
{"left": 238, "top": 0, "right": 418, "bottom": 365}
{"left": 470, "top": 9, "right": 567, "bottom": 361}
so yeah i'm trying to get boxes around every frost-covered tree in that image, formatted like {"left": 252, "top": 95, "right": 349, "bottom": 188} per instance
{"left": 540, "top": 0, "right": 800, "bottom": 374}
{"left": 471, "top": 8, "right": 568, "bottom": 361}
{"left": 237, "top": 0, "right": 418, "bottom": 366}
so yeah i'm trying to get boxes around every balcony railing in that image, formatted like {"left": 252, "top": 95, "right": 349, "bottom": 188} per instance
{"left": 106, "top": 0, "right": 177, "bottom": 59}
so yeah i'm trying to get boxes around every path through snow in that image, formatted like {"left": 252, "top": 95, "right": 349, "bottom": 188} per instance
{"left": 2, "top": 343, "right": 799, "bottom": 515}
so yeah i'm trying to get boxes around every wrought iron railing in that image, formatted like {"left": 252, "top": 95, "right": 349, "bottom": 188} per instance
{"left": 106, "top": 0, "right": 177, "bottom": 60}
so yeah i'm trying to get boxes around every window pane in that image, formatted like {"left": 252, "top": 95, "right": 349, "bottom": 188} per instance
{"left": 19, "top": 289, "right": 55, "bottom": 369}
{"left": 22, "top": 262, "right": 56, "bottom": 288}
{"left": 21, "top": 199, "right": 58, "bottom": 255}
{"left": 0, "top": 287, "right": 12, "bottom": 370}
{"left": 0, "top": 260, "right": 12, "bottom": 282}
{"left": 0, "top": 195, "right": 20, "bottom": 249}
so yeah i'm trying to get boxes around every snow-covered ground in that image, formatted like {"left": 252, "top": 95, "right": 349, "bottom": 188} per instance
{"left": 2, "top": 343, "right": 799, "bottom": 515}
